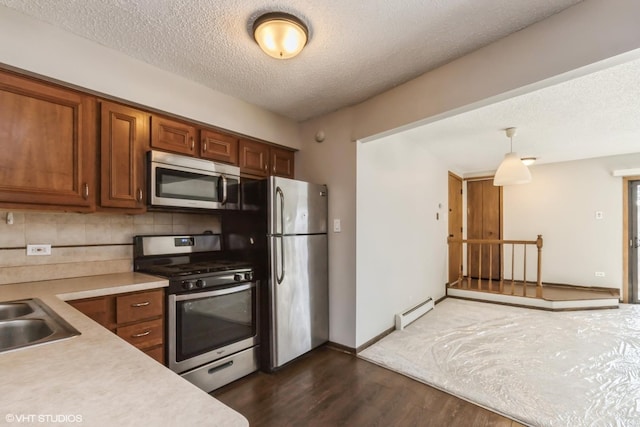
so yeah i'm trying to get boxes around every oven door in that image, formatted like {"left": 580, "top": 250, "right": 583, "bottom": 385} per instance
{"left": 168, "top": 282, "right": 258, "bottom": 373}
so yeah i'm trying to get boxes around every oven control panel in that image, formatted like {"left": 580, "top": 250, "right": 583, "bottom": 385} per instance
{"left": 175, "top": 269, "right": 254, "bottom": 293}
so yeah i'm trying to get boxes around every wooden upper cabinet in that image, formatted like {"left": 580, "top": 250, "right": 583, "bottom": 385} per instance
{"left": 239, "top": 139, "right": 269, "bottom": 177}
{"left": 151, "top": 115, "right": 198, "bottom": 156}
{"left": 239, "top": 139, "right": 296, "bottom": 178}
{"left": 201, "top": 129, "right": 239, "bottom": 165}
{"left": 100, "top": 101, "right": 149, "bottom": 211}
{"left": 270, "top": 146, "right": 295, "bottom": 179}
{"left": 0, "top": 71, "right": 96, "bottom": 211}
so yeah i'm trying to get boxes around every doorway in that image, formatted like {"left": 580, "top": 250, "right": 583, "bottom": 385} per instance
{"left": 629, "top": 180, "right": 639, "bottom": 303}
{"left": 467, "top": 179, "right": 502, "bottom": 280}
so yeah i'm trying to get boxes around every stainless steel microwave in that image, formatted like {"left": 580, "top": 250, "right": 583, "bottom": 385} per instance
{"left": 149, "top": 150, "right": 240, "bottom": 210}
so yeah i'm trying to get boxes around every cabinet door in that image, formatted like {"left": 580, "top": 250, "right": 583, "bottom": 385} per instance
{"left": 151, "top": 115, "right": 197, "bottom": 156}
{"left": 201, "top": 129, "right": 239, "bottom": 165}
{"left": 270, "top": 147, "right": 295, "bottom": 178}
{"left": 239, "top": 139, "right": 269, "bottom": 177}
{"left": 0, "top": 72, "right": 96, "bottom": 210}
{"left": 100, "top": 101, "right": 149, "bottom": 211}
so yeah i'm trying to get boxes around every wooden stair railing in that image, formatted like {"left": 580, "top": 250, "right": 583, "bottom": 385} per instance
{"left": 447, "top": 235, "right": 543, "bottom": 298}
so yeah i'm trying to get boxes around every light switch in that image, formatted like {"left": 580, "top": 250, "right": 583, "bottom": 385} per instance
{"left": 333, "top": 219, "right": 341, "bottom": 233}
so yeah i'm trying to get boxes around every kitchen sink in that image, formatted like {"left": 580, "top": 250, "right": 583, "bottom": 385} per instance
{"left": 0, "top": 298, "right": 80, "bottom": 354}
{"left": 0, "top": 302, "right": 34, "bottom": 320}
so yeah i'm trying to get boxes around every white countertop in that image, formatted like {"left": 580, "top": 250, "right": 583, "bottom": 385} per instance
{"left": 0, "top": 273, "right": 248, "bottom": 427}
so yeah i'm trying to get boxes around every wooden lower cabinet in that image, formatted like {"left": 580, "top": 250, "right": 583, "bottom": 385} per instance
{"left": 68, "top": 288, "right": 165, "bottom": 364}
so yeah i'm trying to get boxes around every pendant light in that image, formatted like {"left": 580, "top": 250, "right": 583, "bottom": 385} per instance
{"left": 493, "top": 127, "right": 532, "bottom": 186}
{"left": 253, "top": 12, "right": 308, "bottom": 59}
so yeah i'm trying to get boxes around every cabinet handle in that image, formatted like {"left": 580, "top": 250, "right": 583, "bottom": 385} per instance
{"left": 190, "top": 137, "right": 195, "bottom": 150}
{"left": 132, "top": 330, "right": 151, "bottom": 338}
{"left": 203, "top": 141, "right": 208, "bottom": 152}
{"left": 137, "top": 188, "right": 143, "bottom": 202}
{"left": 83, "top": 183, "right": 89, "bottom": 199}
{"left": 131, "top": 301, "right": 150, "bottom": 308}
{"left": 273, "top": 164, "right": 276, "bottom": 173}
{"left": 264, "top": 164, "right": 268, "bottom": 172}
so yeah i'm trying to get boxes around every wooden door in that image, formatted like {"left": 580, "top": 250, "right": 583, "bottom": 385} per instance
{"left": 270, "top": 147, "right": 295, "bottom": 178}
{"left": 467, "top": 179, "right": 501, "bottom": 280}
{"left": 448, "top": 173, "right": 463, "bottom": 284}
{"left": 151, "top": 115, "right": 197, "bottom": 156}
{"left": 100, "top": 101, "right": 149, "bottom": 211}
{"left": 201, "top": 129, "right": 239, "bottom": 165}
{"left": 0, "top": 71, "right": 96, "bottom": 210}
{"left": 239, "top": 139, "right": 269, "bottom": 177}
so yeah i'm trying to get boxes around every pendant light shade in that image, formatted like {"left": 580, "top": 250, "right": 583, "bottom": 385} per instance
{"left": 493, "top": 128, "right": 532, "bottom": 186}
{"left": 253, "top": 12, "right": 308, "bottom": 59}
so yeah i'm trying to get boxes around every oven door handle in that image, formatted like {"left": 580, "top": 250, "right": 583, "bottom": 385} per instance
{"left": 173, "top": 283, "right": 254, "bottom": 302}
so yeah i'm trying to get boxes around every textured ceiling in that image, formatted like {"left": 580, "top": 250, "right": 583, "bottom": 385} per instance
{"left": 397, "top": 56, "right": 640, "bottom": 174}
{"left": 0, "top": 0, "right": 582, "bottom": 121}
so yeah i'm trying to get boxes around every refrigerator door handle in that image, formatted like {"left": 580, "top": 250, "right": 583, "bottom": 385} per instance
{"left": 276, "top": 186, "right": 284, "bottom": 235}
{"left": 276, "top": 236, "right": 285, "bottom": 284}
{"left": 275, "top": 186, "right": 286, "bottom": 284}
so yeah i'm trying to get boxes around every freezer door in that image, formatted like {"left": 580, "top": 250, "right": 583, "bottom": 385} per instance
{"left": 270, "top": 234, "right": 328, "bottom": 368}
{"left": 270, "top": 177, "right": 327, "bottom": 235}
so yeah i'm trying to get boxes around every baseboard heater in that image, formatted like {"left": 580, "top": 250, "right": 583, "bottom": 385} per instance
{"left": 395, "top": 298, "right": 434, "bottom": 330}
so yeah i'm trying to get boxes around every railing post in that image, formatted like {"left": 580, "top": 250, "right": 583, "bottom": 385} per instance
{"left": 522, "top": 244, "right": 528, "bottom": 297}
{"left": 466, "top": 243, "right": 471, "bottom": 289}
{"left": 510, "top": 243, "right": 515, "bottom": 295}
{"left": 488, "top": 244, "right": 493, "bottom": 292}
{"left": 478, "top": 244, "right": 482, "bottom": 290}
{"left": 536, "top": 235, "right": 543, "bottom": 298}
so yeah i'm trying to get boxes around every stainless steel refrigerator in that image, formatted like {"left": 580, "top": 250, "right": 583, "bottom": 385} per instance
{"left": 267, "top": 176, "right": 329, "bottom": 369}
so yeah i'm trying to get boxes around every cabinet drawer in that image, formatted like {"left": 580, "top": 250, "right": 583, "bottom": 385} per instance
{"left": 116, "top": 289, "right": 163, "bottom": 324}
{"left": 117, "top": 318, "right": 163, "bottom": 350}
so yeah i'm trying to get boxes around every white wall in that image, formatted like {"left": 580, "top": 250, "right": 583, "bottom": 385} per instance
{"left": 296, "top": 109, "right": 357, "bottom": 347}
{"left": 504, "top": 153, "right": 640, "bottom": 292}
{"left": 297, "top": 0, "right": 640, "bottom": 348}
{"left": 0, "top": 6, "right": 300, "bottom": 148}
{"left": 356, "top": 137, "right": 448, "bottom": 346}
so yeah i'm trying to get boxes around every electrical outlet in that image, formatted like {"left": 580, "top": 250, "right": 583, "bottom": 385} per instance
{"left": 333, "top": 219, "right": 341, "bottom": 233}
{"left": 27, "top": 244, "right": 51, "bottom": 256}
{"left": 595, "top": 272, "right": 605, "bottom": 277}
{"left": 595, "top": 211, "right": 604, "bottom": 220}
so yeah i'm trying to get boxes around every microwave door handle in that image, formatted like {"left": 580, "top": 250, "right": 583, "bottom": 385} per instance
{"left": 221, "top": 174, "right": 228, "bottom": 205}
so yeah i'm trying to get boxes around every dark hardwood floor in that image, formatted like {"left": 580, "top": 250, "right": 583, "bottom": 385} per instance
{"left": 213, "top": 346, "right": 523, "bottom": 426}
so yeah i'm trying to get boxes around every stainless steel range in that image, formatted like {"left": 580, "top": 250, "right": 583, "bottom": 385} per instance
{"left": 133, "top": 234, "right": 259, "bottom": 393}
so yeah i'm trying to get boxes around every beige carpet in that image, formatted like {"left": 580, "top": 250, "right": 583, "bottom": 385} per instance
{"left": 359, "top": 298, "right": 640, "bottom": 427}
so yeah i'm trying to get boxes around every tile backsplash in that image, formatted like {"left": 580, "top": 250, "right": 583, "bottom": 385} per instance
{"left": 0, "top": 211, "right": 221, "bottom": 285}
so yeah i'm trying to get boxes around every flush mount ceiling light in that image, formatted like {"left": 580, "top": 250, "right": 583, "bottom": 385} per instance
{"left": 253, "top": 12, "right": 308, "bottom": 59}
{"left": 493, "top": 127, "right": 532, "bottom": 186}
